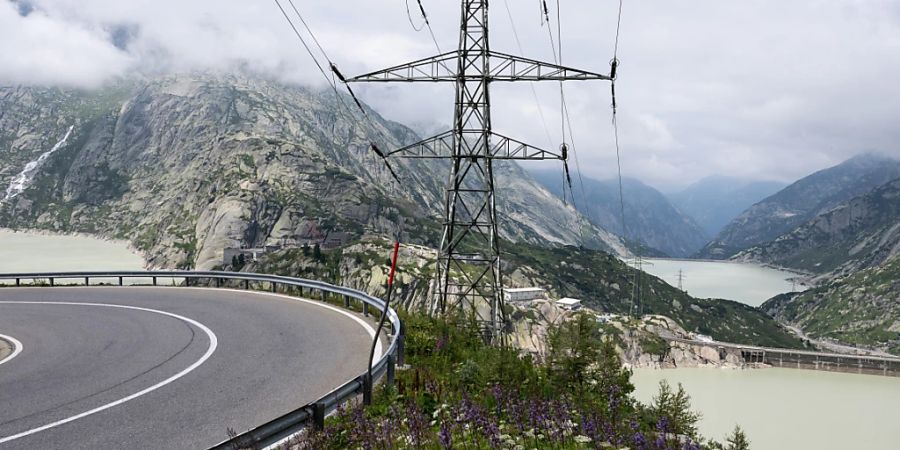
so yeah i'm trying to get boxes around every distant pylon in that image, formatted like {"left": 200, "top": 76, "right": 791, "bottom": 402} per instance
{"left": 347, "top": 0, "right": 614, "bottom": 343}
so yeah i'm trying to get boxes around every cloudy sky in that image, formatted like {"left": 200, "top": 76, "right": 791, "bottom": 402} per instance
{"left": 2, "top": 0, "right": 899, "bottom": 190}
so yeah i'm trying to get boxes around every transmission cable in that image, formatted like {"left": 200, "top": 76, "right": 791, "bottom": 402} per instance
{"left": 405, "top": 0, "right": 453, "bottom": 73}
{"left": 502, "top": 0, "right": 555, "bottom": 151}
{"left": 605, "top": 0, "right": 638, "bottom": 316}
{"left": 405, "top": 0, "right": 426, "bottom": 31}
{"left": 274, "top": 0, "right": 402, "bottom": 183}
{"left": 540, "top": 0, "right": 593, "bottom": 242}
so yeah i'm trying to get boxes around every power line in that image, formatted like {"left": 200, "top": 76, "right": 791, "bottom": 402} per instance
{"left": 541, "top": 1, "right": 592, "bottom": 241}
{"left": 405, "top": 0, "right": 452, "bottom": 73}
{"left": 405, "top": 0, "right": 426, "bottom": 31}
{"left": 273, "top": 0, "right": 401, "bottom": 183}
{"left": 501, "top": 0, "right": 555, "bottom": 150}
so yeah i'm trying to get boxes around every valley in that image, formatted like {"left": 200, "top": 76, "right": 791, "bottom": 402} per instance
{"left": 2, "top": 73, "right": 898, "bottom": 450}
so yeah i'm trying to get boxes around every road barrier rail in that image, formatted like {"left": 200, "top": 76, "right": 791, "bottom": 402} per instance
{"left": 0, "top": 270, "right": 404, "bottom": 449}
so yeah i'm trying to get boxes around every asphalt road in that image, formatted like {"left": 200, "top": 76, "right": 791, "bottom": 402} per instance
{"left": 0, "top": 287, "right": 377, "bottom": 449}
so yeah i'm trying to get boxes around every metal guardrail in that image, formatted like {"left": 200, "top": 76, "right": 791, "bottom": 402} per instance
{"left": 0, "top": 271, "right": 404, "bottom": 450}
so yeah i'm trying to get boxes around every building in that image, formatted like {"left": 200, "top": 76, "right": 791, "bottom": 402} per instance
{"left": 556, "top": 297, "right": 582, "bottom": 310}
{"left": 322, "top": 231, "right": 352, "bottom": 250}
{"left": 502, "top": 287, "right": 546, "bottom": 302}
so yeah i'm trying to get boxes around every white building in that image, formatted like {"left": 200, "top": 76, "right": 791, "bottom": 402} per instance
{"left": 503, "top": 287, "right": 546, "bottom": 302}
{"left": 556, "top": 297, "right": 582, "bottom": 310}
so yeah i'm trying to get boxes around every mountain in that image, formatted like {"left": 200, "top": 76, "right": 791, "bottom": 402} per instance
{"left": 762, "top": 257, "right": 900, "bottom": 355}
{"left": 736, "top": 177, "right": 900, "bottom": 276}
{"left": 0, "top": 73, "right": 625, "bottom": 269}
{"left": 696, "top": 154, "right": 900, "bottom": 259}
{"left": 531, "top": 171, "right": 708, "bottom": 257}
{"left": 669, "top": 176, "right": 786, "bottom": 237}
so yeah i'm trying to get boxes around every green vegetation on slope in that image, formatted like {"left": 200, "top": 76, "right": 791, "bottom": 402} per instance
{"left": 503, "top": 243, "right": 804, "bottom": 349}
{"left": 763, "top": 258, "right": 900, "bottom": 354}
{"left": 286, "top": 313, "right": 749, "bottom": 449}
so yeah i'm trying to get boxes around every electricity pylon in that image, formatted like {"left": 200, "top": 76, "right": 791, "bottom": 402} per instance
{"left": 348, "top": 0, "right": 612, "bottom": 342}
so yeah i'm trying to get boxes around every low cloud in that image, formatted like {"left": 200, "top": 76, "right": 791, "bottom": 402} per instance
{"left": 1, "top": 0, "right": 899, "bottom": 189}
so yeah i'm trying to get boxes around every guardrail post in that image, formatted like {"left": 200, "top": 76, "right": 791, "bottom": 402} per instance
{"left": 271, "top": 282, "right": 277, "bottom": 293}
{"left": 244, "top": 279, "right": 249, "bottom": 290}
{"left": 15, "top": 278, "right": 20, "bottom": 287}
{"left": 387, "top": 354, "right": 396, "bottom": 386}
{"left": 397, "top": 323, "right": 405, "bottom": 366}
{"left": 118, "top": 276, "right": 123, "bottom": 286}
{"left": 363, "top": 302, "right": 369, "bottom": 317}
{"left": 85, "top": 277, "right": 90, "bottom": 286}
{"left": 215, "top": 278, "right": 222, "bottom": 288}
{"left": 344, "top": 295, "right": 350, "bottom": 308}
{"left": 313, "top": 402, "right": 327, "bottom": 430}
{"left": 363, "top": 373, "right": 373, "bottom": 406}
{"left": 50, "top": 278, "right": 54, "bottom": 287}
{"left": 152, "top": 276, "right": 157, "bottom": 286}
{"left": 321, "top": 289, "right": 326, "bottom": 302}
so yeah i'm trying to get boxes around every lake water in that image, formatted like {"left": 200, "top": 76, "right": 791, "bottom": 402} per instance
{"left": 632, "top": 258, "right": 900, "bottom": 449}
{"left": 632, "top": 368, "right": 900, "bottom": 449}
{"left": 640, "top": 258, "right": 796, "bottom": 307}
{"left": 0, "top": 229, "right": 145, "bottom": 275}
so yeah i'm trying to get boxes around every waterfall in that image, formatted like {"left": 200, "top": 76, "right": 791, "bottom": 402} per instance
{"left": 2, "top": 125, "right": 74, "bottom": 203}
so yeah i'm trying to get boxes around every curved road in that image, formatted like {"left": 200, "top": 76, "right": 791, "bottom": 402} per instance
{"left": 0, "top": 287, "right": 377, "bottom": 449}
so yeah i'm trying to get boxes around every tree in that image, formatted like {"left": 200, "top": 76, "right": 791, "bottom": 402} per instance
{"left": 650, "top": 380, "right": 701, "bottom": 439}
{"left": 726, "top": 425, "right": 751, "bottom": 450}
{"left": 313, "top": 243, "right": 322, "bottom": 261}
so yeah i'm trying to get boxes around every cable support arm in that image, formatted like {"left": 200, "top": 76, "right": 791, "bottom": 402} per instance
{"left": 382, "top": 130, "right": 566, "bottom": 160}
{"left": 347, "top": 51, "right": 611, "bottom": 83}
{"left": 487, "top": 51, "right": 611, "bottom": 81}
{"left": 347, "top": 51, "right": 460, "bottom": 82}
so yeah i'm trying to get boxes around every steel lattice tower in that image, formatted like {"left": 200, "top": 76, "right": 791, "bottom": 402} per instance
{"left": 348, "top": 0, "right": 612, "bottom": 342}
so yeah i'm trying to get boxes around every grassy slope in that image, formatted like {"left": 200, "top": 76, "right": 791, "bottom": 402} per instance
{"left": 504, "top": 243, "right": 803, "bottom": 349}
{"left": 763, "top": 258, "right": 900, "bottom": 354}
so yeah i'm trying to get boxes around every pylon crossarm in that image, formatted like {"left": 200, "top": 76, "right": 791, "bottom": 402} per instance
{"left": 347, "top": 51, "right": 460, "bottom": 82}
{"left": 490, "top": 133, "right": 564, "bottom": 160}
{"left": 384, "top": 131, "right": 455, "bottom": 158}
{"left": 488, "top": 52, "right": 612, "bottom": 81}
{"left": 382, "top": 131, "right": 564, "bottom": 160}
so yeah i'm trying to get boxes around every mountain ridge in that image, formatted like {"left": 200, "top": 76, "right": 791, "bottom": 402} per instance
{"left": 669, "top": 176, "right": 786, "bottom": 237}
{"left": 696, "top": 153, "right": 900, "bottom": 259}
{"left": 531, "top": 171, "right": 708, "bottom": 257}
{"left": 0, "top": 73, "right": 626, "bottom": 269}
{"left": 735, "top": 177, "right": 900, "bottom": 277}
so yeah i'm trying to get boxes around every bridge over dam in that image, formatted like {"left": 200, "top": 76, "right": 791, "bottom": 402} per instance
{"left": 662, "top": 336, "right": 900, "bottom": 377}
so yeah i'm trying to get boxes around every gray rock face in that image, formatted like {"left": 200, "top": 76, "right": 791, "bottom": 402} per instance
{"left": 697, "top": 154, "right": 900, "bottom": 259}
{"left": 531, "top": 172, "right": 707, "bottom": 257}
{"left": 736, "top": 178, "right": 900, "bottom": 276}
{"left": 0, "top": 73, "right": 624, "bottom": 268}
{"left": 669, "top": 176, "right": 786, "bottom": 238}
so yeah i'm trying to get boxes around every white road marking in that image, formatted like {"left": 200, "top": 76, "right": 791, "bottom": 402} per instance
{"left": 0, "top": 333, "right": 23, "bottom": 367}
{"left": 0, "top": 302, "right": 219, "bottom": 445}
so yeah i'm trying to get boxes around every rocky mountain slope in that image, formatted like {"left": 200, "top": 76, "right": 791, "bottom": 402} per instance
{"left": 0, "top": 73, "right": 624, "bottom": 269}
{"left": 696, "top": 154, "right": 900, "bottom": 259}
{"left": 762, "top": 258, "right": 900, "bottom": 355}
{"left": 735, "top": 177, "right": 900, "bottom": 276}
{"left": 669, "top": 176, "right": 786, "bottom": 237}
{"left": 532, "top": 171, "right": 708, "bottom": 257}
